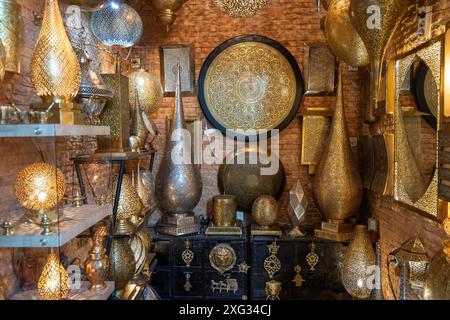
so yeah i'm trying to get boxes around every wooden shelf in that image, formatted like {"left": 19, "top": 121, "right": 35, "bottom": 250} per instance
{"left": 10, "top": 281, "right": 114, "bottom": 300}
{"left": 0, "top": 124, "right": 110, "bottom": 138}
{"left": 0, "top": 205, "right": 112, "bottom": 248}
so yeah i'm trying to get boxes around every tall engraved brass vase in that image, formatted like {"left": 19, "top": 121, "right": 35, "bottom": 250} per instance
{"left": 312, "top": 71, "right": 363, "bottom": 221}
{"left": 349, "top": 0, "right": 409, "bottom": 123}
{"left": 342, "top": 225, "right": 376, "bottom": 299}
{"left": 324, "top": 0, "right": 369, "bottom": 68}
{"left": 155, "top": 65, "right": 203, "bottom": 236}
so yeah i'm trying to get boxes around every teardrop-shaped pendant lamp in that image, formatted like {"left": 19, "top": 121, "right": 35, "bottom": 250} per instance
{"left": 37, "top": 253, "right": 70, "bottom": 300}
{"left": 30, "top": 0, "right": 81, "bottom": 103}
{"left": 90, "top": 1, "right": 143, "bottom": 48}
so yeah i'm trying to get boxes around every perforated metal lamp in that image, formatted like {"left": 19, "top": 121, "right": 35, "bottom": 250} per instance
{"left": 90, "top": 0, "right": 143, "bottom": 48}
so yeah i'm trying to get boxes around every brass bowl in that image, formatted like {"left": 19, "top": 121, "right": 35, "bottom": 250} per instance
{"left": 252, "top": 195, "right": 279, "bottom": 228}
{"left": 218, "top": 147, "right": 285, "bottom": 212}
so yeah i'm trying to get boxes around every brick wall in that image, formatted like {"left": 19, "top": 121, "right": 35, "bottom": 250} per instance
{"left": 130, "top": 0, "right": 365, "bottom": 224}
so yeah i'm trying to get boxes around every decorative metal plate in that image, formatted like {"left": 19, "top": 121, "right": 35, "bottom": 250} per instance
{"left": 199, "top": 35, "right": 304, "bottom": 141}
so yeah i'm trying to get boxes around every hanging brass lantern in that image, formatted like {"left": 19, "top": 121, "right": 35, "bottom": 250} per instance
{"left": 341, "top": 225, "right": 375, "bottom": 299}
{"left": 128, "top": 68, "right": 163, "bottom": 116}
{"left": 324, "top": 0, "right": 369, "bottom": 67}
{"left": 90, "top": 1, "right": 143, "bottom": 48}
{"left": 30, "top": 0, "right": 81, "bottom": 103}
{"left": 349, "top": 0, "right": 410, "bottom": 122}
{"left": 0, "top": 0, "right": 21, "bottom": 74}
{"left": 312, "top": 71, "right": 363, "bottom": 221}
{"left": 152, "top": 0, "right": 187, "bottom": 31}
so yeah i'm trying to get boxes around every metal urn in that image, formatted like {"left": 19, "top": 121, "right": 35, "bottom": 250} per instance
{"left": 155, "top": 64, "right": 203, "bottom": 236}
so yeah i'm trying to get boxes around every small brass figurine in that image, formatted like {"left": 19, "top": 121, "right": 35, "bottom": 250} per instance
{"left": 306, "top": 242, "right": 319, "bottom": 271}
{"left": 182, "top": 240, "right": 194, "bottom": 268}
{"left": 85, "top": 225, "right": 110, "bottom": 291}
{"left": 292, "top": 265, "right": 305, "bottom": 288}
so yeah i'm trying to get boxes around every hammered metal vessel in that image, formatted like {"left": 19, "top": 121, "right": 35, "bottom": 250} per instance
{"left": 349, "top": 0, "right": 409, "bottom": 122}
{"left": 312, "top": 72, "right": 363, "bottom": 221}
{"left": 155, "top": 65, "right": 202, "bottom": 235}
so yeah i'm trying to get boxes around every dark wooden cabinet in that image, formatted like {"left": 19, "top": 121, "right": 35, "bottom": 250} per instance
{"left": 150, "top": 229, "right": 347, "bottom": 300}
{"left": 151, "top": 229, "right": 250, "bottom": 300}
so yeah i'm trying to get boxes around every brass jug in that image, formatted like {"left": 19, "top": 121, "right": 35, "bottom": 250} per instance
{"left": 155, "top": 64, "right": 202, "bottom": 235}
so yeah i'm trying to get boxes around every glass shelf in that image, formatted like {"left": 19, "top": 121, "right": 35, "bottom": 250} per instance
{"left": 0, "top": 124, "right": 110, "bottom": 138}
{"left": 0, "top": 204, "right": 112, "bottom": 248}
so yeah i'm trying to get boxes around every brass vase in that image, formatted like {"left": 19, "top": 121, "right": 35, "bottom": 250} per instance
{"left": 312, "top": 71, "right": 363, "bottom": 221}
{"left": 349, "top": 0, "right": 409, "bottom": 122}
{"left": 0, "top": 0, "right": 21, "bottom": 74}
{"left": 110, "top": 235, "right": 136, "bottom": 291}
{"left": 30, "top": 0, "right": 81, "bottom": 103}
{"left": 324, "top": 0, "right": 369, "bottom": 67}
{"left": 85, "top": 225, "right": 110, "bottom": 291}
{"left": 155, "top": 64, "right": 203, "bottom": 236}
{"left": 212, "top": 195, "right": 237, "bottom": 227}
{"left": 341, "top": 225, "right": 375, "bottom": 299}
{"left": 252, "top": 195, "right": 279, "bottom": 228}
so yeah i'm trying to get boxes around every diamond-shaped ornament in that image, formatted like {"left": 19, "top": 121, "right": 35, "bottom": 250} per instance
{"left": 288, "top": 180, "right": 308, "bottom": 237}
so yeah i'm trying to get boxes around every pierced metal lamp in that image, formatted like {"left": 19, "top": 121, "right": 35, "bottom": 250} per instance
{"left": 15, "top": 163, "right": 66, "bottom": 234}
{"left": 37, "top": 252, "right": 70, "bottom": 300}
{"left": 212, "top": 0, "right": 268, "bottom": 18}
{"left": 30, "top": 0, "right": 83, "bottom": 124}
{"left": 90, "top": 1, "right": 143, "bottom": 48}
{"left": 128, "top": 67, "right": 163, "bottom": 116}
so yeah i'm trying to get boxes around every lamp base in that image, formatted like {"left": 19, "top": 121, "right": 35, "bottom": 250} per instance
{"left": 251, "top": 224, "right": 282, "bottom": 237}
{"left": 205, "top": 221, "right": 243, "bottom": 236}
{"left": 157, "top": 213, "right": 201, "bottom": 236}
{"left": 31, "top": 102, "right": 84, "bottom": 125}
{"left": 24, "top": 208, "right": 61, "bottom": 225}
{"left": 314, "top": 220, "right": 354, "bottom": 242}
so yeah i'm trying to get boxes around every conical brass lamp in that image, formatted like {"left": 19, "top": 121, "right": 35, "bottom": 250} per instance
{"left": 37, "top": 252, "right": 70, "bottom": 300}
{"left": 349, "top": 0, "right": 409, "bottom": 122}
{"left": 30, "top": 0, "right": 83, "bottom": 124}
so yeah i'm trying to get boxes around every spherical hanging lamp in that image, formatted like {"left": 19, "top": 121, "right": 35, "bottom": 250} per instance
{"left": 128, "top": 68, "right": 163, "bottom": 115}
{"left": 90, "top": 1, "right": 143, "bottom": 48}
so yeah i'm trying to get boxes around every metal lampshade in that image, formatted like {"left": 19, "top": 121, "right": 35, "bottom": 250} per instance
{"left": 30, "top": 0, "right": 81, "bottom": 103}
{"left": 90, "top": 1, "right": 143, "bottom": 48}
{"left": 128, "top": 68, "right": 163, "bottom": 115}
{"left": 15, "top": 163, "right": 66, "bottom": 212}
{"left": 37, "top": 253, "right": 70, "bottom": 300}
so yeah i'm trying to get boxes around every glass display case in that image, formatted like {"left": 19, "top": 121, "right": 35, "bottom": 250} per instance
{"left": 0, "top": 123, "right": 115, "bottom": 300}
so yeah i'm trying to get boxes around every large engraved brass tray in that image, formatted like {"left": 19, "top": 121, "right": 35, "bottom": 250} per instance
{"left": 199, "top": 35, "right": 304, "bottom": 140}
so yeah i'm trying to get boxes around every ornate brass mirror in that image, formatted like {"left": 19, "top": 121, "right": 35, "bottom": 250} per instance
{"left": 392, "top": 40, "right": 442, "bottom": 219}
